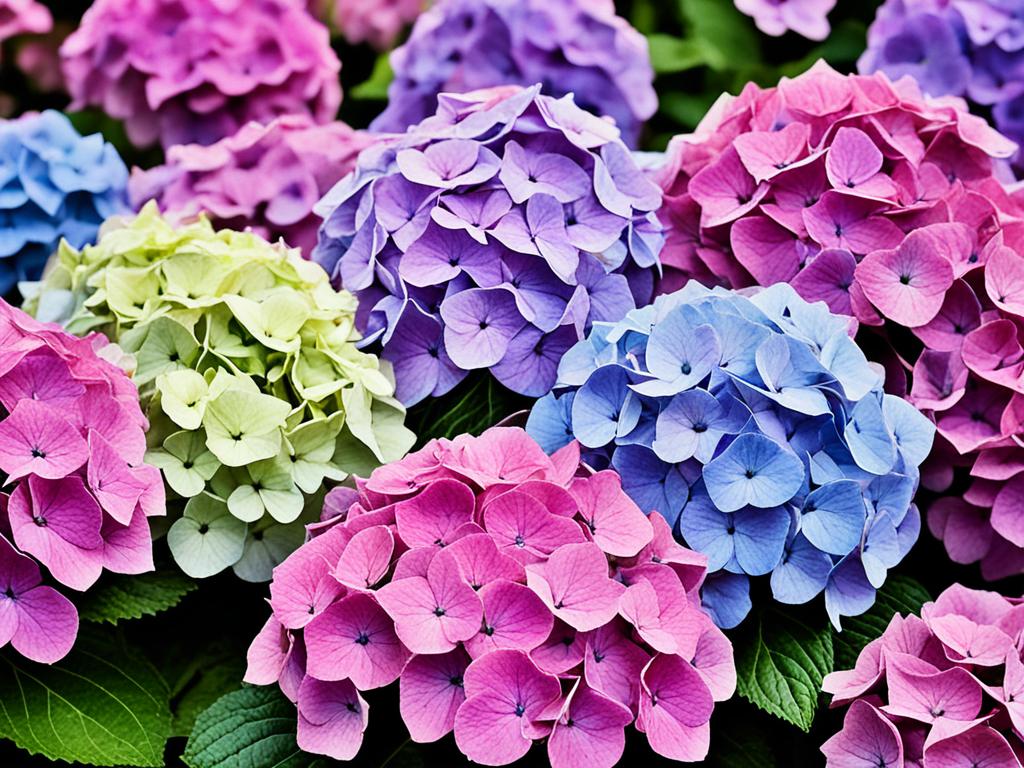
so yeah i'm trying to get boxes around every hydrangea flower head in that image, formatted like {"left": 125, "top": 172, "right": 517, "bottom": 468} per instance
{"left": 0, "top": 110, "right": 128, "bottom": 294}
{"left": 0, "top": 0, "right": 51, "bottom": 53}
{"left": 734, "top": 0, "right": 836, "bottom": 41}
{"left": 246, "top": 426, "right": 733, "bottom": 765}
{"left": 656, "top": 62, "right": 1024, "bottom": 581}
{"left": 0, "top": 299, "right": 164, "bottom": 664}
{"left": 822, "top": 584, "right": 1024, "bottom": 767}
{"left": 24, "top": 204, "right": 414, "bottom": 582}
{"left": 60, "top": 0, "right": 342, "bottom": 149}
{"left": 315, "top": 85, "right": 664, "bottom": 406}
{"left": 314, "top": 0, "right": 423, "bottom": 50}
{"left": 860, "top": 0, "right": 1024, "bottom": 167}
{"left": 527, "top": 282, "right": 935, "bottom": 629}
{"left": 130, "top": 115, "right": 377, "bottom": 257}
{"left": 370, "top": 0, "right": 656, "bottom": 147}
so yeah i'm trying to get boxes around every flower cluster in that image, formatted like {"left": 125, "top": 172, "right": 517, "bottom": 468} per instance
{"left": 313, "top": 0, "right": 422, "bottom": 50}
{"left": 0, "top": 0, "right": 50, "bottom": 57}
{"left": 130, "top": 115, "right": 377, "bottom": 257}
{"left": 369, "top": 0, "right": 657, "bottom": 147}
{"left": 246, "top": 427, "right": 733, "bottom": 765}
{"left": 59, "top": 0, "right": 341, "bottom": 149}
{"left": 315, "top": 85, "right": 664, "bottom": 406}
{"left": 527, "top": 282, "right": 935, "bottom": 629}
{"left": 656, "top": 62, "right": 1024, "bottom": 581}
{"left": 0, "top": 110, "right": 128, "bottom": 294}
{"left": 24, "top": 204, "right": 415, "bottom": 582}
{"left": 734, "top": 0, "right": 836, "bottom": 41}
{"left": 0, "top": 300, "right": 164, "bottom": 664}
{"left": 860, "top": 0, "right": 1024, "bottom": 169}
{"left": 822, "top": 584, "right": 1024, "bottom": 767}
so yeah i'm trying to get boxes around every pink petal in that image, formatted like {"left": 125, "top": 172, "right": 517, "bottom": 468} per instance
{"left": 9, "top": 584, "right": 78, "bottom": 664}
{"left": 632, "top": 513, "right": 708, "bottom": 592}
{"left": 639, "top": 654, "right": 714, "bottom": 762}
{"left": 583, "top": 619, "right": 650, "bottom": 711}
{"left": 985, "top": 243, "right": 1024, "bottom": 317}
{"left": 733, "top": 123, "right": 813, "bottom": 182}
{"left": 820, "top": 699, "right": 903, "bottom": 768}
{"left": 304, "top": 592, "right": 410, "bottom": 689}
{"left": 86, "top": 431, "right": 147, "bottom": 526}
{"left": 101, "top": 506, "right": 154, "bottom": 575}
{"left": 465, "top": 580, "right": 553, "bottom": 658}
{"left": 547, "top": 685, "right": 633, "bottom": 768}
{"left": 435, "top": 533, "right": 525, "bottom": 590}
{"left": 688, "top": 147, "right": 767, "bottom": 228}
{"left": 730, "top": 215, "right": 802, "bottom": 286}
{"left": 531, "top": 618, "right": 586, "bottom": 674}
{"left": 334, "top": 525, "right": 394, "bottom": 590}
{"left": 993, "top": 476, "right": 1024, "bottom": 548}
{"left": 244, "top": 614, "right": 292, "bottom": 685}
{"left": 881, "top": 652, "right": 982, "bottom": 724}
{"left": 444, "top": 427, "right": 553, "bottom": 486}
{"left": 924, "top": 725, "right": 1019, "bottom": 768}
{"left": 826, "top": 127, "right": 894, "bottom": 200}
{"left": 399, "top": 649, "right": 470, "bottom": 743}
{"left": 296, "top": 677, "right": 369, "bottom": 761}
{"left": 690, "top": 616, "right": 737, "bottom": 701}
{"left": 269, "top": 529, "right": 348, "bottom": 629}
{"left": 569, "top": 471, "right": 653, "bottom": 557}
{"left": 394, "top": 478, "right": 475, "bottom": 548}
{"left": 0, "top": 399, "right": 88, "bottom": 481}
{"left": 526, "top": 543, "right": 625, "bottom": 632}
{"left": 483, "top": 490, "right": 585, "bottom": 564}
{"left": 803, "top": 192, "right": 902, "bottom": 253}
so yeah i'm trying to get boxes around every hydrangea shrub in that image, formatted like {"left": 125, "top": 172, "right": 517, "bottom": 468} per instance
{"left": 60, "top": 0, "right": 342, "bottom": 149}
{"left": 370, "top": 0, "right": 656, "bottom": 147}
{"left": 25, "top": 204, "right": 414, "bottom": 582}
{"left": 0, "top": 299, "right": 164, "bottom": 664}
{"left": 246, "top": 426, "right": 733, "bottom": 765}
{"left": 130, "top": 115, "right": 377, "bottom": 257}
{"left": 0, "top": 110, "right": 128, "bottom": 294}
{"left": 822, "top": 584, "right": 1024, "bottom": 767}
{"left": 860, "top": 0, "right": 1024, "bottom": 170}
{"left": 315, "top": 84, "right": 664, "bottom": 406}
{"left": 528, "top": 282, "right": 935, "bottom": 629}
{"left": 655, "top": 62, "right": 1024, "bottom": 581}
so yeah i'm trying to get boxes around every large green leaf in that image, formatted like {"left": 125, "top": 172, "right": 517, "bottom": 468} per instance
{"left": 183, "top": 686, "right": 326, "bottom": 768}
{"left": 0, "top": 628, "right": 172, "bottom": 767}
{"left": 735, "top": 608, "right": 833, "bottom": 732}
{"left": 168, "top": 643, "right": 246, "bottom": 737}
{"left": 679, "top": 0, "right": 761, "bottom": 71}
{"left": 77, "top": 569, "right": 197, "bottom": 624}
{"left": 835, "top": 575, "right": 931, "bottom": 670}
{"left": 647, "top": 34, "right": 706, "bottom": 74}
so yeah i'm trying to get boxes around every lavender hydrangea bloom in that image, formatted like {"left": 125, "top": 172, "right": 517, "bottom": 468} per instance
{"left": 860, "top": 0, "right": 1024, "bottom": 168}
{"left": 315, "top": 85, "right": 664, "bottom": 406}
{"left": 527, "top": 282, "right": 935, "bottom": 629}
{"left": 60, "top": 0, "right": 341, "bottom": 149}
{"left": 370, "top": 0, "right": 656, "bottom": 148}
{"left": 0, "top": 110, "right": 128, "bottom": 294}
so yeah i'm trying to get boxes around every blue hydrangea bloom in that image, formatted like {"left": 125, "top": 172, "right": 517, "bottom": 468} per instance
{"left": 0, "top": 110, "right": 128, "bottom": 294}
{"left": 527, "top": 282, "right": 936, "bottom": 629}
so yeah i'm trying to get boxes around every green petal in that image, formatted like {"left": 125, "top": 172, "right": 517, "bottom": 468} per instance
{"left": 167, "top": 495, "right": 247, "bottom": 578}
{"left": 232, "top": 521, "right": 306, "bottom": 583}
{"left": 157, "top": 369, "right": 209, "bottom": 430}
{"left": 203, "top": 390, "right": 290, "bottom": 467}
{"left": 135, "top": 316, "right": 200, "bottom": 385}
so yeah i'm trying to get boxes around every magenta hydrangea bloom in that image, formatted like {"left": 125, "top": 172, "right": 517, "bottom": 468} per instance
{"left": 129, "top": 115, "right": 376, "bottom": 257}
{"left": 311, "top": 0, "right": 422, "bottom": 50}
{"left": 822, "top": 584, "right": 1024, "bottom": 768}
{"left": 734, "top": 0, "right": 836, "bottom": 41}
{"left": 315, "top": 85, "right": 664, "bottom": 406}
{"left": 246, "top": 427, "right": 733, "bottom": 765}
{"left": 0, "top": 300, "right": 164, "bottom": 664}
{"left": 59, "top": 0, "right": 342, "bottom": 149}
{"left": 369, "top": 0, "right": 656, "bottom": 148}
{"left": 0, "top": 0, "right": 50, "bottom": 54}
{"left": 654, "top": 62, "right": 1024, "bottom": 580}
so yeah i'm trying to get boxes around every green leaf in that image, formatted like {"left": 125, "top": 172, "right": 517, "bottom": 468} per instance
{"left": 835, "top": 575, "right": 931, "bottom": 670}
{"left": 183, "top": 686, "right": 328, "bottom": 768}
{"left": 647, "top": 34, "right": 706, "bottom": 73}
{"left": 735, "top": 608, "right": 833, "bottom": 732}
{"left": 351, "top": 53, "right": 393, "bottom": 101}
{"left": 406, "top": 373, "right": 529, "bottom": 448}
{"left": 679, "top": 0, "right": 761, "bottom": 71}
{"left": 77, "top": 569, "right": 198, "bottom": 624}
{"left": 168, "top": 644, "right": 245, "bottom": 738}
{"left": 0, "top": 628, "right": 172, "bottom": 767}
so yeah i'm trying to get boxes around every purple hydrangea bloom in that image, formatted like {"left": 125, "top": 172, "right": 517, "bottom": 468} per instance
{"left": 314, "top": 85, "right": 664, "bottom": 406}
{"left": 60, "top": 0, "right": 342, "bottom": 149}
{"left": 369, "top": 0, "right": 657, "bottom": 148}
{"left": 734, "top": 0, "right": 836, "bottom": 41}
{"left": 527, "top": 282, "right": 935, "bottom": 629}
{"left": 860, "top": 0, "right": 1024, "bottom": 169}
{"left": 0, "top": 110, "right": 128, "bottom": 295}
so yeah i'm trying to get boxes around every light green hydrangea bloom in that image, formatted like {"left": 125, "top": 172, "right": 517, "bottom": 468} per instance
{"left": 25, "top": 203, "right": 415, "bottom": 581}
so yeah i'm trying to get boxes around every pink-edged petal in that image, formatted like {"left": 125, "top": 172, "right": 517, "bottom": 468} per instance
{"left": 394, "top": 478, "right": 475, "bottom": 548}
{"left": 639, "top": 654, "right": 714, "bottom": 762}
{"left": 465, "top": 580, "right": 553, "bottom": 658}
{"left": 0, "top": 399, "right": 88, "bottom": 481}
{"left": 334, "top": 525, "right": 394, "bottom": 590}
{"left": 526, "top": 542, "right": 625, "bottom": 632}
{"left": 483, "top": 490, "right": 585, "bottom": 564}
{"left": 548, "top": 684, "right": 633, "bottom": 768}
{"left": 296, "top": 677, "right": 369, "bottom": 761}
{"left": 820, "top": 699, "right": 903, "bottom": 768}
{"left": 399, "top": 649, "right": 470, "bottom": 743}
{"left": 569, "top": 471, "right": 653, "bottom": 557}
{"left": 304, "top": 592, "right": 410, "bottom": 690}
{"left": 583, "top": 619, "right": 650, "bottom": 712}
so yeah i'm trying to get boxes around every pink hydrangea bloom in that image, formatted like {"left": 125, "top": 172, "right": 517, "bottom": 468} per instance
{"left": 0, "top": 0, "right": 50, "bottom": 50}
{"left": 60, "top": 0, "right": 342, "bottom": 149}
{"left": 311, "top": 0, "right": 422, "bottom": 50}
{"left": 247, "top": 427, "right": 733, "bottom": 764}
{"left": 655, "top": 61, "right": 1024, "bottom": 579}
{"left": 822, "top": 584, "right": 1024, "bottom": 768}
{"left": 129, "top": 115, "right": 376, "bottom": 257}
{"left": 0, "top": 300, "right": 164, "bottom": 664}
{"left": 734, "top": 0, "right": 836, "bottom": 41}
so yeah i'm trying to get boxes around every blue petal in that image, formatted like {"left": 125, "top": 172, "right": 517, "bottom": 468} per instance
{"left": 644, "top": 310, "right": 721, "bottom": 389}
{"left": 703, "top": 433, "right": 805, "bottom": 512}
{"left": 820, "top": 332, "right": 879, "bottom": 401}
{"left": 701, "top": 572, "right": 751, "bottom": 629}
{"left": 801, "top": 480, "right": 867, "bottom": 556}
{"left": 732, "top": 504, "right": 791, "bottom": 575}
{"left": 845, "top": 395, "right": 897, "bottom": 475}
{"left": 825, "top": 555, "right": 876, "bottom": 630}
{"left": 882, "top": 394, "right": 935, "bottom": 468}
{"left": 677, "top": 492, "right": 735, "bottom": 571}
{"left": 652, "top": 389, "right": 725, "bottom": 463}
{"left": 896, "top": 504, "right": 920, "bottom": 559}
{"left": 771, "top": 534, "right": 832, "bottom": 604}
{"left": 865, "top": 473, "right": 915, "bottom": 527}
{"left": 526, "top": 392, "right": 575, "bottom": 454}
{"left": 611, "top": 444, "right": 690, "bottom": 525}
{"left": 861, "top": 514, "right": 900, "bottom": 588}
{"left": 571, "top": 365, "right": 638, "bottom": 448}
